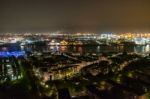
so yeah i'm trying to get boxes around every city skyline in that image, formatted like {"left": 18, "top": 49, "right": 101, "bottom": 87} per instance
{"left": 1, "top": 1, "right": 150, "bottom": 99}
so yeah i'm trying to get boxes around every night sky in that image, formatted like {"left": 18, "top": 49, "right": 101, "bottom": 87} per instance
{"left": 0, "top": 0, "right": 150, "bottom": 33}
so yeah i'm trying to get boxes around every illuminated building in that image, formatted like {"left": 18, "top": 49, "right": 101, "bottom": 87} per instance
{"left": 0, "top": 51, "right": 26, "bottom": 57}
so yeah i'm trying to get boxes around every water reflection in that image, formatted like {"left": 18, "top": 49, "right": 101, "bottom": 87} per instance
{"left": 134, "top": 45, "right": 150, "bottom": 53}
{"left": 0, "top": 43, "right": 21, "bottom": 52}
{"left": 25, "top": 45, "right": 150, "bottom": 54}
{"left": 145, "top": 45, "right": 150, "bottom": 52}
{"left": 1, "top": 43, "right": 150, "bottom": 54}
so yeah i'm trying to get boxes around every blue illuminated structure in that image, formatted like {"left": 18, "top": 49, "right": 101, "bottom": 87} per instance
{"left": 0, "top": 51, "right": 26, "bottom": 57}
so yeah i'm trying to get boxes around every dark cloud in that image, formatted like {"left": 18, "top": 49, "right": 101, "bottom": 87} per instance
{"left": 0, "top": 0, "right": 150, "bottom": 33}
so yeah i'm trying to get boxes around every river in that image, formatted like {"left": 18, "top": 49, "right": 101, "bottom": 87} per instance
{"left": 1, "top": 43, "right": 150, "bottom": 54}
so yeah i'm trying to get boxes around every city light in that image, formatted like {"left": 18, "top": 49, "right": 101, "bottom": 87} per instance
{"left": 0, "top": 51, "right": 26, "bottom": 57}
